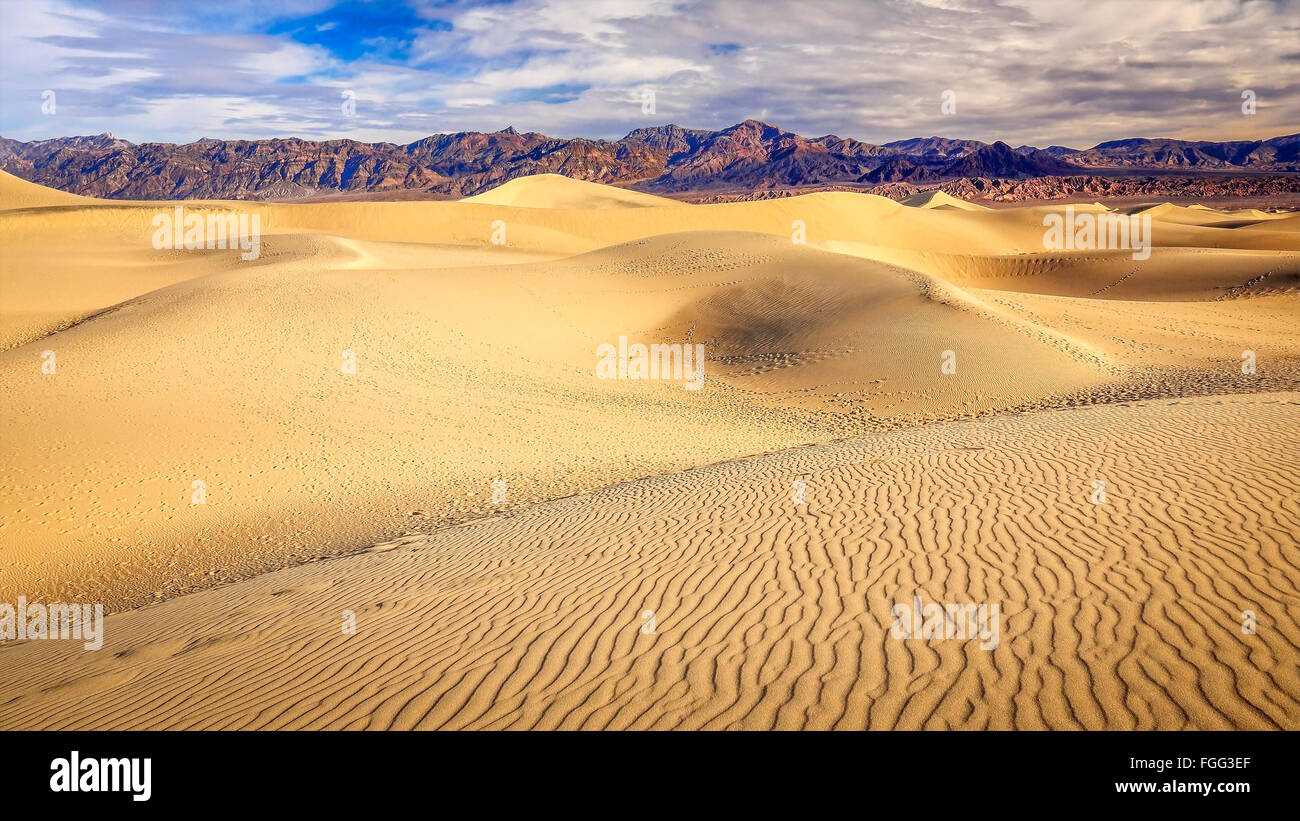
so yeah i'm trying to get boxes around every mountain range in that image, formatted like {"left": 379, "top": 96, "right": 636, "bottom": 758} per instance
{"left": 1, "top": 120, "right": 1297, "bottom": 201}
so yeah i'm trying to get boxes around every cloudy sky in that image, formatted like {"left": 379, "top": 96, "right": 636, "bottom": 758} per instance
{"left": 2, "top": 0, "right": 1297, "bottom": 148}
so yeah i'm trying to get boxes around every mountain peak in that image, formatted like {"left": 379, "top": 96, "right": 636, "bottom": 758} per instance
{"left": 729, "top": 119, "right": 783, "bottom": 132}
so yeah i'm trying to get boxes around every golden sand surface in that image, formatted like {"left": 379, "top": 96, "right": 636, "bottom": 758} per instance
{"left": 1, "top": 394, "right": 1295, "bottom": 729}
{"left": 1, "top": 171, "right": 1296, "bottom": 729}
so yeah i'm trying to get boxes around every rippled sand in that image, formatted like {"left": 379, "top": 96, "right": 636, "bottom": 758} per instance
{"left": 1, "top": 394, "right": 1295, "bottom": 729}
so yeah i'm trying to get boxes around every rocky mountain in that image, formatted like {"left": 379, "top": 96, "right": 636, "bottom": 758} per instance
{"left": 1014, "top": 144, "right": 1081, "bottom": 157}
{"left": 1, "top": 121, "right": 1296, "bottom": 201}
{"left": 880, "top": 136, "right": 989, "bottom": 162}
{"left": 1068, "top": 135, "right": 1300, "bottom": 169}
{"left": 933, "top": 141, "right": 1079, "bottom": 180}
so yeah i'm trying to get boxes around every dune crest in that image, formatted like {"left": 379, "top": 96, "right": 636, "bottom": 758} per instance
{"left": 461, "top": 173, "right": 684, "bottom": 209}
{"left": 0, "top": 169, "right": 91, "bottom": 210}
{"left": 900, "top": 189, "right": 988, "bottom": 210}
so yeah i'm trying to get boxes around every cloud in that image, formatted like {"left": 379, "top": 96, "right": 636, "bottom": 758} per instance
{"left": 1, "top": 0, "right": 1297, "bottom": 147}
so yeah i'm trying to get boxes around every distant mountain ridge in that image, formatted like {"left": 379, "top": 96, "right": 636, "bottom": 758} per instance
{"left": 1, "top": 120, "right": 1297, "bottom": 201}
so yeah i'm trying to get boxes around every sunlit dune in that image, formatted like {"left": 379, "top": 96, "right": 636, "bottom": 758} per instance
{"left": 900, "top": 189, "right": 990, "bottom": 211}
{"left": 461, "top": 173, "right": 684, "bottom": 209}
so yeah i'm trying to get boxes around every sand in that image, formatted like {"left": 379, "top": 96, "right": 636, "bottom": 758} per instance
{"left": 1, "top": 170, "right": 1297, "bottom": 729}
{"left": 1, "top": 393, "right": 1295, "bottom": 730}
{"left": 900, "top": 189, "right": 991, "bottom": 211}
{"left": 462, "top": 173, "right": 684, "bottom": 209}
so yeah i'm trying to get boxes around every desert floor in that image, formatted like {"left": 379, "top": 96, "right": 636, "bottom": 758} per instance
{"left": 0, "top": 171, "right": 1297, "bottom": 729}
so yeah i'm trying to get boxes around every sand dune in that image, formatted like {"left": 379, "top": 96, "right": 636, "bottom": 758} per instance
{"left": 1125, "top": 201, "right": 1278, "bottom": 225}
{"left": 0, "top": 228, "right": 1113, "bottom": 610}
{"left": 0, "top": 169, "right": 91, "bottom": 210}
{"left": 909, "top": 248, "right": 1300, "bottom": 300}
{"left": 1, "top": 393, "right": 1295, "bottom": 730}
{"left": 461, "top": 173, "right": 683, "bottom": 209}
{"left": 900, "top": 189, "right": 989, "bottom": 211}
{"left": 1, "top": 172, "right": 1297, "bottom": 730}
{"left": 2, "top": 173, "right": 1297, "bottom": 612}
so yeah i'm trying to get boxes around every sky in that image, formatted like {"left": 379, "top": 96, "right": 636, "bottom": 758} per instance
{"left": 2, "top": 0, "right": 1297, "bottom": 149}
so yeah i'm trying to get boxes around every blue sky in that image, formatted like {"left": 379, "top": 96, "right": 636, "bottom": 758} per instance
{"left": 2, "top": 0, "right": 1297, "bottom": 147}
